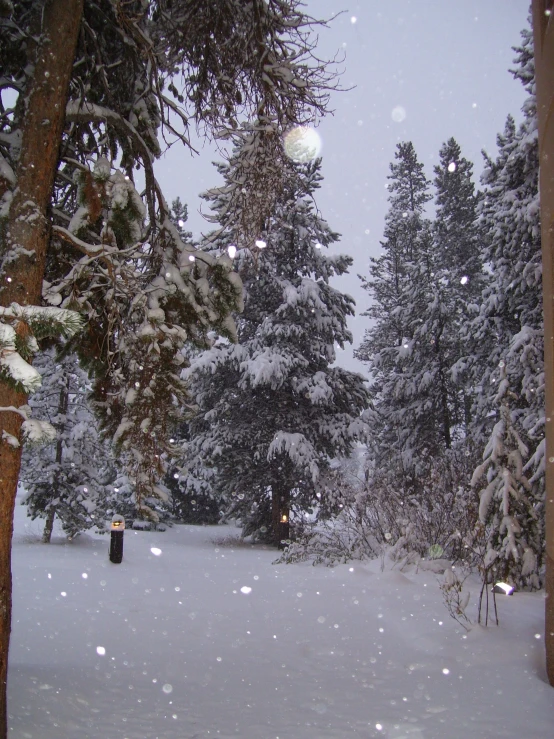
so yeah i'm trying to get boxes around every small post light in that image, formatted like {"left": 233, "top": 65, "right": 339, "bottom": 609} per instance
{"left": 492, "top": 582, "right": 515, "bottom": 596}
{"left": 278, "top": 508, "right": 290, "bottom": 550}
{"left": 109, "top": 515, "right": 125, "bottom": 564}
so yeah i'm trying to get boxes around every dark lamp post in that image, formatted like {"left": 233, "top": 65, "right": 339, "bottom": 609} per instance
{"left": 109, "top": 515, "right": 125, "bottom": 563}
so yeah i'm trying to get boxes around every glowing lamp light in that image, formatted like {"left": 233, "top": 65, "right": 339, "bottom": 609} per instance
{"left": 280, "top": 513, "right": 288, "bottom": 523}
{"left": 492, "top": 582, "right": 515, "bottom": 596}
{"left": 110, "top": 515, "right": 125, "bottom": 531}
{"left": 109, "top": 515, "right": 125, "bottom": 563}
{"left": 227, "top": 244, "right": 237, "bottom": 259}
{"left": 255, "top": 239, "right": 267, "bottom": 249}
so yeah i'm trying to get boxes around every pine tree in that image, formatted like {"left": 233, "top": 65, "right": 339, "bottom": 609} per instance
{"left": 170, "top": 198, "right": 193, "bottom": 243}
{"left": 182, "top": 152, "right": 369, "bottom": 545}
{"left": 433, "top": 138, "right": 482, "bottom": 292}
{"left": 471, "top": 365, "right": 543, "bottom": 590}
{"left": 356, "top": 140, "right": 483, "bottom": 553}
{"left": 20, "top": 347, "right": 114, "bottom": 541}
{"left": 355, "top": 142, "right": 433, "bottom": 491}
{"left": 0, "top": 2, "right": 340, "bottom": 727}
{"left": 431, "top": 137, "right": 483, "bottom": 442}
{"left": 469, "top": 27, "right": 544, "bottom": 587}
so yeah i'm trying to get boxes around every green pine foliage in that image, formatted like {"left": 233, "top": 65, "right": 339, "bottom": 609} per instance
{"left": 351, "top": 25, "right": 544, "bottom": 583}
{"left": 20, "top": 347, "right": 115, "bottom": 540}
{"left": 181, "top": 152, "right": 369, "bottom": 543}
{"left": 471, "top": 366, "right": 543, "bottom": 590}
{"left": 1, "top": 0, "right": 340, "bottom": 521}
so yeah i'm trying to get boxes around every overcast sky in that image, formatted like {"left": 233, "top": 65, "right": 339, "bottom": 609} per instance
{"left": 157, "top": 1, "right": 530, "bottom": 376}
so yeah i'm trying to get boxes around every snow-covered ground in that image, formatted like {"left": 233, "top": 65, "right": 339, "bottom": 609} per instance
{"left": 8, "top": 491, "right": 554, "bottom": 739}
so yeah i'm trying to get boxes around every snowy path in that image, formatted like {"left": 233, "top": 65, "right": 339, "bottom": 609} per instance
{"left": 8, "top": 500, "right": 554, "bottom": 739}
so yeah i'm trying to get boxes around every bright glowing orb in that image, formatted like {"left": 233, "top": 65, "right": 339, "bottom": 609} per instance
{"left": 391, "top": 106, "right": 406, "bottom": 123}
{"left": 283, "top": 126, "right": 322, "bottom": 162}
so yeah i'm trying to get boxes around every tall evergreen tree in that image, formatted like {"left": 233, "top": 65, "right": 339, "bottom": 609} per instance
{"left": 182, "top": 152, "right": 369, "bottom": 545}
{"left": 433, "top": 138, "right": 482, "bottom": 292}
{"left": 472, "top": 365, "right": 542, "bottom": 590}
{"left": 469, "top": 27, "right": 544, "bottom": 587}
{"left": 20, "top": 347, "right": 114, "bottom": 541}
{"left": 356, "top": 139, "right": 483, "bottom": 552}
{"left": 431, "top": 137, "right": 483, "bottom": 440}
{"left": 0, "top": 2, "right": 340, "bottom": 728}
{"left": 355, "top": 142, "right": 433, "bottom": 490}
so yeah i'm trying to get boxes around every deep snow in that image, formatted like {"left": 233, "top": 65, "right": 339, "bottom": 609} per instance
{"left": 8, "top": 491, "right": 554, "bottom": 739}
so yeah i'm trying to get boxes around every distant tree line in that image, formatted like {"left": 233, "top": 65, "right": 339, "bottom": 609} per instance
{"left": 284, "top": 27, "right": 542, "bottom": 591}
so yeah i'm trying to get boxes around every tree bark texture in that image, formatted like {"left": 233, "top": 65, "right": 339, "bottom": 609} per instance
{"left": 531, "top": 0, "right": 554, "bottom": 688}
{"left": 42, "top": 506, "right": 56, "bottom": 544}
{"left": 0, "top": 2, "right": 83, "bottom": 735}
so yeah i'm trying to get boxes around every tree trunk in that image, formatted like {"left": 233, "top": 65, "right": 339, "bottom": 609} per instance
{"left": 531, "top": 0, "right": 554, "bottom": 688}
{"left": 0, "top": 2, "right": 83, "bottom": 735}
{"left": 42, "top": 507, "right": 56, "bottom": 544}
{"left": 42, "top": 376, "right": 70, "bottom": 544}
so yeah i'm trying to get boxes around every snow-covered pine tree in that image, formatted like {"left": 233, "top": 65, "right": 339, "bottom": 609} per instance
{"left": 20, "top": 347, "right": 114, "bottom": 542}
{"left": 182, "top": 151, "right": 370, "bottom": 545}
{"left": 0, "top": 3, "right": 341, "bottom": 721}
{"left": 50, "top": 156, "right": 223, "bottom": 523}
{"left": 0, "top": 0, "right": 342, "bottom": 523}
{"left": 355, "top": 142, "right": 435, "bottom": 496}
{"left": 433, "top": 138, "right": 483, "bottom": 439}
{"left": 170, "top": 198, "right": 193, "bottom": 243}
{"left": 468, "top": 26, "right": 544, "bottom": 587}
{"left": 471, "top": 364, "right": 543, "bottom": 590}
{"left": 433, "top": 138, "right": 483, "bottom": 294}
{"left": 355, "top": 140, "right": 481, "bottom": 555}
